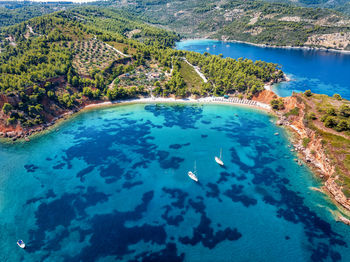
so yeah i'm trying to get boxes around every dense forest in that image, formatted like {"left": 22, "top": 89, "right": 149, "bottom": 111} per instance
{"left": 0, "top": 6, "right": 282, "bottom": 131}
{"left": 0, "top": 1, "right": 76, "bottom": 27}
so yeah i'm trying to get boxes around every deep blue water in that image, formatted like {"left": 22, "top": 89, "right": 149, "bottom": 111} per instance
{"left": 1, "top": 103, "right": 350, "bottom": 261}
{"left": 176, "top": 39, "right": 350, "bottom": 99}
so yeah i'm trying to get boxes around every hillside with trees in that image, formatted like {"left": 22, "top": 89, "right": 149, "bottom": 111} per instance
{"left": 2, "top": 0, "right": 350, "bottom": 50}
{"left": 0, "top": 1, "right": 76, "bottom": 27}
{"left": 0, "top": 6, "right": 283, "bottom": 138}
{"left": 119, "top": 0, "right": 350, "bottom": 50}
{"left": 262, "top": 0, "right": 350, "bottom": 16}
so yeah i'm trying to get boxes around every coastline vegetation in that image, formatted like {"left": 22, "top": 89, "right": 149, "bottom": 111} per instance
{"left": 0, "top": 6, "right": 282, "bottom": 130}
{"left": 303, "top": 91, "right": 350, "bottom": 133}
{"left": 289, "top": 92, "right": 350, "bottom": 198}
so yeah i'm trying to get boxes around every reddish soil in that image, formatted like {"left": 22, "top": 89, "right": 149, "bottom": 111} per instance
{"left": 252, "top": 90, "right": 278, "bottom": 104}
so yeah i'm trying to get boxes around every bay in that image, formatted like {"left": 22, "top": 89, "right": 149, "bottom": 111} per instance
{"left": 0, "top": 103, "right": 350, "bottom": 261}
{"left": 176, "top": 39, "right": 350, "bottom": 99}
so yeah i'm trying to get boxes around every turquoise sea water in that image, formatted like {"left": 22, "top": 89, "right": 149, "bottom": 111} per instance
{"left": 176, "top": 39, "right": 350, "bottom": 99}
{"left": 1, "top": 103, "right": 350, "bottom": 261}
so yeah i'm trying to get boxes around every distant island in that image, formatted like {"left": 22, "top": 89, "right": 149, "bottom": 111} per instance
{"left": 1, "top": 4, "right": 350, "bottom": 224}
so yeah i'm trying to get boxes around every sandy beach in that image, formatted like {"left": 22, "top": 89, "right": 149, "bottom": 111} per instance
{"left": 0, "top": 96, "right": 272, "bottom": 144}
{"left": 83, "top": 96, "right": 271, "bottom": 111}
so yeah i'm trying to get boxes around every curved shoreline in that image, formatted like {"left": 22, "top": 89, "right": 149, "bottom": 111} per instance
{"left": 2, "top": 95, "right": 350, "bottom": 224}
{"left": 0, "top": 97, "right": 271, "bottom": 144}
{"left": 179, "top": 38, "right": 350, "bottom": 55}
{"left": 84, "top": 97, "right": 271, "bottom": 111}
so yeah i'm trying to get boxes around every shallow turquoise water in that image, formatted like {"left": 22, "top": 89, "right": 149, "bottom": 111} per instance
{"left": 176, "top": 39, "right": 350, "bottom": 99}
{"left": 0, "top": 103, "right": 350, "bottom": 261}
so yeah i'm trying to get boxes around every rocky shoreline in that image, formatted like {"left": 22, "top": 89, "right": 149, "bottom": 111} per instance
{"left": 0, "top": 108, "right": 80, "bottom": 142}
{"left": 225, "top": 39, "right": 350, "bottom": 54}
{"left": 182, "top": 38, "right": 350, "bottom": 54}
{"left": 274, "top": 97, "right": 350, "bottom": 224}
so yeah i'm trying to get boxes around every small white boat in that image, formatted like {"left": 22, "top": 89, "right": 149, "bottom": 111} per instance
{"left": 188, "top": 161, "right": 198, "bottom": 182}
{"left": 215, "top": 148, "right": 224, "bottom": 166}
{"left": 17, "top": 240, "right": 25, "bottom": 249}
{"left": 188, "top": 171, "right": 198, "bottom": 182}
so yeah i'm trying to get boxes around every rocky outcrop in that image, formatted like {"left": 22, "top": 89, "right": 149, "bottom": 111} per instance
{"left": 275, "top": 95, "right": 350, "bottom": 221}
{"left": 252, "top": 89, "right": 277, "bottom": 104}
{"left": 337, "top": 214, "right": 350, "bottom": 225}
{"left": 0, "top": 81, "right": 105, "bottom": 141}
{"left": 325, "top": 179, "right": 350, "bottom": 212}
{"left": 277, "top": 96, "right": 333, "bottom": 176}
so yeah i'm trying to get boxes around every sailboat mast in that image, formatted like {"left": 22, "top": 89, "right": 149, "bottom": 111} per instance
{"left": 220, "top": 148, "right": 222, "bottom": 159}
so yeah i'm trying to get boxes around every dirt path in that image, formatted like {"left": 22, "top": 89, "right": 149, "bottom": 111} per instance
{"left": 183, "top": 58, "right": 208, "bottom": 83}
{"left": 104, "top": 43, "right": 130, "bottom": 58}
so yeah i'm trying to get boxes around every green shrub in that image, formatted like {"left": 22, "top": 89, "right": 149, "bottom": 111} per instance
{"left": 47, "top": 90, "right": 55, "bottom": 99}
{"left": 58, "top": 93, "right": 74, "bottom": 108}
{"left": 302, "top": 137, "right": 311, "bottom": 148}
{"left": 335, "top": 120, "right": 349, "bottom": 132}
{"left": 308, "top": 112, "right": 317, "bottom": 120}
{"left": 304, "top": 90, "right": 312, "bottom": 97}
{"left": 2, "top": 103, "right": 12, "bottom": 114}
{"left": 92, "top": 89, "right": 101, "bottom": 99}
{"left": 284, "top": 107, "right": 299, "bottom": 117}
{"left": 82, "top": 87, "right": 93, "bottom": 98}
{"left": 271, "top": 98, "right": 285, "bottom": 110}
{"left": 340, "top": 104, "right": 350, "bottom": 117}
{"left": 333, "top": 93, "right": 342, "bottom": 100}
{"left": 326, "top": 108, "right": 336, "bottom": 116}
{"left": 324, "top": 116, "right": 338, "bottom": 128}
{"left": 7, "top": 117, "right": 17, "bottom": 125}
{"left": 71, "top": 76, "right": 80, "bottom": 87}
{"left": 320, "top": 115, "right": 328, "bottom": 122}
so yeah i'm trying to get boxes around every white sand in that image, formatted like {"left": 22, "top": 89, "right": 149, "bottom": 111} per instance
{"left": 84, "top": 97, "right": 271, "bottom": 111}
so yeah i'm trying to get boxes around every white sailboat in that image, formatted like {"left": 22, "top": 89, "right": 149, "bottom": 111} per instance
{"left": 17, "top": 240, "right": 25, "bottom": 249}
{"left": 188, "top": 161, "right": 198, "bottom": 182}
{"left": 215, "top": 148, "right": 224, "bottom": 166}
